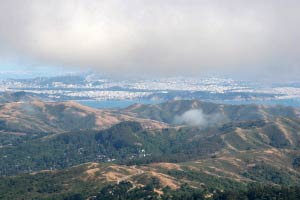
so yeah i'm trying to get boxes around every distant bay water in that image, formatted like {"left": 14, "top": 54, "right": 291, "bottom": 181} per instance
{"left": 77, "top": 98, "right": 300, "bottom": 109}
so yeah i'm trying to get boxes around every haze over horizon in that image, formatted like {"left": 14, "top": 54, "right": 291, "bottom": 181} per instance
{"left": 0, "top": 0, "right": 299, "bottom": 80}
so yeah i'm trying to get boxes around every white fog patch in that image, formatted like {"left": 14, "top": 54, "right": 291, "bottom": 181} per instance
{"left": 174, "top": 109, "right": 223, "bottom": 127}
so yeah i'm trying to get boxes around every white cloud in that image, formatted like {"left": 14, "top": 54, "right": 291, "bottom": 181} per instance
{"left": 174, "top": 109, "right": 224, "bottom": 127}
{"left": 0, "top": 0, "right": 299, "bottom": 79}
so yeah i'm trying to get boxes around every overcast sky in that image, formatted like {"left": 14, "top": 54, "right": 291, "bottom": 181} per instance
{"left": 0, "top": 0, "right": 299, "bottom": 80}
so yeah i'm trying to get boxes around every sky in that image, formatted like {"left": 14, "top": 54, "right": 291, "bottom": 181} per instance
{"left": 0, "top": 0, "right": 299, "bottom": 80}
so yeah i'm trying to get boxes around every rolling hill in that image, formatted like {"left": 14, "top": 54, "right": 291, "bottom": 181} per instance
{"left": 0, "top": 91, "right": 38, "bottom": 104}
{"left": 124, "top": 100, "right": 300, "bottom": 124}
{"left": 0, "top": 100, "right": 167, "bottom": 135}
{"left": 1, "top": 99, "right": 300, "bottom": 199}
{"left": 1, "top": 117, "right": 300, "bottom": 176}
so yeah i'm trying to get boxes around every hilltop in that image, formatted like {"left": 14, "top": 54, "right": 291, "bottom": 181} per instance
{"left": 0, "top": 99, "right": 167, "bottom": 135}
{"left": 0, "top": 91, "right": 38, "bottom": 104}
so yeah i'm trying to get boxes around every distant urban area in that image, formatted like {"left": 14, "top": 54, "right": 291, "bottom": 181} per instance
{"left": 1, "top": 74, "right": 300, "bottom": 107}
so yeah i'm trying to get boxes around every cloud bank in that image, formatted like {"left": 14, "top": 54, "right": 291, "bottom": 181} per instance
{"left": 0, "top": 0, "right": 300, "bottom": 78}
